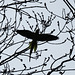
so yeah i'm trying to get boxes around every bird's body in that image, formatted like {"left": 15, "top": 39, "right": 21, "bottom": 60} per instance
{"left": 29, "top": 39, "right": 37, "bottom": 61}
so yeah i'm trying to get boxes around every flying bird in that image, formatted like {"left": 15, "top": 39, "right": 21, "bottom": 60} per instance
{"left": 16, "top": 29, "right": 59, "bottom": 41}
{"left": 16, "top": 29, "right": 59, "bottom": 61}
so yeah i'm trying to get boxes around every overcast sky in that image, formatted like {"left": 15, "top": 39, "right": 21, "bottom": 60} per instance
{"left": 0, "top": 0, "right": 75, "bottom": 75}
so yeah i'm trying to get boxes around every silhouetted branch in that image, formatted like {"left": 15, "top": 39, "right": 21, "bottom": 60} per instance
{"left": 0, "top": 0, "right": 75, "bottom": 75}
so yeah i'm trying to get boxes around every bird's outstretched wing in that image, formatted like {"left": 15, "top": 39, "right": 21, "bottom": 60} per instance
{"left": 36, "top": 34, "right": 59, "bottom": 41}
{"left": 16, "top": 30, "right": 59, "bottom": 41}
{"left": 16, "top": 30, "right": 36, "bottom": 39}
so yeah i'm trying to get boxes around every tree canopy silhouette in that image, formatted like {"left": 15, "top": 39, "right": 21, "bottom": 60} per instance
{"left": 0, "top": 0, "right": 75, "bottom": 75}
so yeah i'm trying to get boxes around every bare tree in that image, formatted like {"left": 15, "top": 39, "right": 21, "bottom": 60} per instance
{"left": 0, "top": 0, "right": 75, "bottom": 75}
